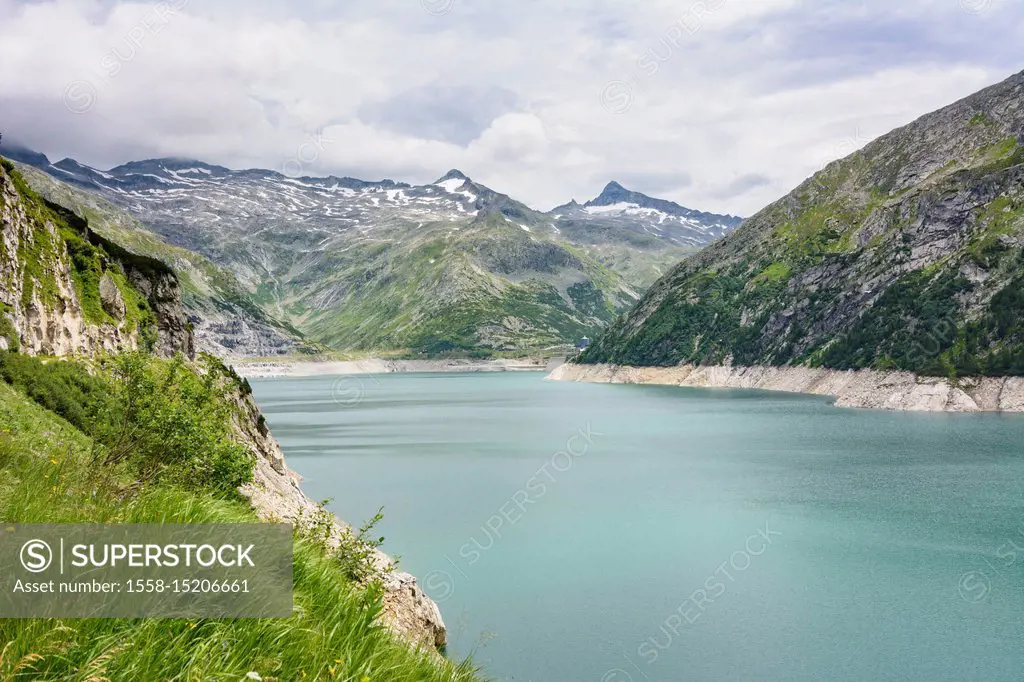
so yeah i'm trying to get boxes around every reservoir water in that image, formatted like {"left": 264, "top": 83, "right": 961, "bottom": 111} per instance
{"left": 250, "top": 371, "right": 1024, "bottom": 681}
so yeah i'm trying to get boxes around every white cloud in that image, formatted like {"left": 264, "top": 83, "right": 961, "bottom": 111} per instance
{"left": 0, "top": 0, "right": 1020, "bottom": 216}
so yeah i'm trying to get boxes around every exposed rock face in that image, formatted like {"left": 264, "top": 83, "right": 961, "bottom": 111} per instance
{"left": 549, "top": 362, "right": 1024, "bottom": 413}
{"left": 0, "top": 160, "right": 193, "bottom": 358}
{"left": 192, "top": 315, "right": 298, "bottom": 359}
{"left": 124, "top": 264, "right": 194, "bottom": 359}
{"left": 12, "top": 160, "right": 300, "bottom": 360}
{"left": 581, "top": 70, "right": 1024, "bottom": 379}
{"left": 98, "top": 274, "right": 126, "bottom": 320}
{"left": 231, "top": 390, "right": 447, "bottom": 650}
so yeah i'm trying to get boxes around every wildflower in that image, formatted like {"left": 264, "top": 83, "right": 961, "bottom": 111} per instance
{"left": 245, "top": 673, "right": 262, "bottom": 681}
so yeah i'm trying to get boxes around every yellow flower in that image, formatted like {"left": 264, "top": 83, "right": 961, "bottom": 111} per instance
{"left": 328, "top": 667, "right": 336, "bottom": 678}
{"left": 50, "top": 458, "right": 58, "bottom": 465}
{"left": 334, "top": 659, "right": 344, "bottom": 665}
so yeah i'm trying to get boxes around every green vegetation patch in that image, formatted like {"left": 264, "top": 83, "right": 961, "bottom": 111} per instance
{"left": 0, "top": 351, "right": 251, "bottom": 493}
{"left": 968, "top": 112, "right": 995, "bottom": 127}
{"left": 754, "top": 262, "right": 792, "bottom": 284}
{"left": 0, "top": 371, "right": 479, "bottom": 681}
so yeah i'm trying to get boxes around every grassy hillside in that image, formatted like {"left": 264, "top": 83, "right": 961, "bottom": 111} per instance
{"left": 581, "top": 70, "right": 1024, "bottom": 378}
{"left": 291, "top": 213, "right": 640, "bottom": 355}
{"left": 0, "top": 353, "right": 480, "bottom": 680}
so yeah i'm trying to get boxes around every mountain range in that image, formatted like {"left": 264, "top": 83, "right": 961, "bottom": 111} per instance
{"left": 580, "top": 69, "right": 1024, "bottom": 378}
{"left": 3, "top": 145, "right": 741, "bottom": 355}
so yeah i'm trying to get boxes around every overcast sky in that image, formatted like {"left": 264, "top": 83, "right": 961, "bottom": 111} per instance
{"left": 0, "top": 0, "right": 1020, "bottom": 215}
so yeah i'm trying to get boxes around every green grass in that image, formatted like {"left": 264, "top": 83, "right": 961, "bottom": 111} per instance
{"left": 0, "top": 361, "right": 481, "bottom": 680}
{"left": 754, "top": 262, "right": 792, "bottom": 284}
{"left": 968, "top": 112, "right": 994, "bottom": 127}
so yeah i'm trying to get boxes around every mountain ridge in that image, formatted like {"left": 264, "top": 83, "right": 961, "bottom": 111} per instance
{"left": 579, "top": 68, "right": 1024, "bottom": 378}
{"left": 6, "top": 144, "right": 743, "bottom": 225}
{"left": 6, "top": 145, "right": 742, "bottom": 354}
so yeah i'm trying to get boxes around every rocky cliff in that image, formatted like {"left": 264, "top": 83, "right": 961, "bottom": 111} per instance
{"left": 581, "top": 70, "right": 1024, "bottom": 379}
{"left": 0, "top": 158, "right": 193, "bottom": 358}
{"left": 9, "top": 161, "right": 298, "bottom": 359}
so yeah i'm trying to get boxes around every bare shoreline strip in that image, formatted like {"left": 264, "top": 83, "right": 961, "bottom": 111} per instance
{"left": 546, "top": 362, "right": 1024, "bottom": 413}
{"left": 233, "top": 357, "right": 553, "bottom": 379}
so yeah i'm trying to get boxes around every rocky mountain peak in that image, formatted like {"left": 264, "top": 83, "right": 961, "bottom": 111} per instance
{"left": 435, "top": 169, "right": 470, "bottom": 184}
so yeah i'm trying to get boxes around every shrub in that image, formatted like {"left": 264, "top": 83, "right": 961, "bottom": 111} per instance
{"left": 0, "top": 351, "right": 253, "bottom": 494}
{"left": 96, "top": 352, "right": 253, "bottom": 493}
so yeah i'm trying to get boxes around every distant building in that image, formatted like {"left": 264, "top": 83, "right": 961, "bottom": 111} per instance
{"left": 576, "top": 336, "right": 590, "bottom": 350}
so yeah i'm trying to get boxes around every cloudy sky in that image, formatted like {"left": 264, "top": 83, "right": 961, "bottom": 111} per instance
{"left": 0, "top": 0, "right": 1020, "bottom": 215}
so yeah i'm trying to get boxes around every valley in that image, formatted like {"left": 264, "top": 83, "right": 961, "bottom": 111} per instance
{"left": 3, "top": 4, "right": 1023, "bottom": 682}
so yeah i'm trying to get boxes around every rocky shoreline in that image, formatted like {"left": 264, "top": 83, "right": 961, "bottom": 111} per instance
{"left": 548, "top": 362, "right": 1024, "bottom": 413}
{"left": 233, "top": 356, "right": 552, "bottom": 378}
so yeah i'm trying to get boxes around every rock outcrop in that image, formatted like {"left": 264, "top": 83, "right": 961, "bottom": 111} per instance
{"left": 549, "top": 362, "right": 1024, "bottom": 413}
{"left": 11, "top": 160, "right": 300, "bottom": 360}
{"left": 0, "top": 159, "right": 193, "bottom": 358}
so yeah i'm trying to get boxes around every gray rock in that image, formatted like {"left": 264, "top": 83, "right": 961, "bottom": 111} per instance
{"left": 98, "top": 273, "right": 126, "bottom": 320}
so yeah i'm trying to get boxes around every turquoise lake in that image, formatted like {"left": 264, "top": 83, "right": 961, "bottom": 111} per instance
{"left": 251, "top": 371, "right": 1024, "bottom": 681}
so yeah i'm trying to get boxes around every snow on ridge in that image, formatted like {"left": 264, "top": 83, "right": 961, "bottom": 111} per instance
{"left": 435, "top": 178, "right": 466, "bottom": 193}
{"left": 435, "top": 178, "right": 477, "bottom": 205}
{"left": 584, "top": 202, "right": 636, "bottom": 215}
{"left": 124, "top": 172, "right": 172, "bottom": 184}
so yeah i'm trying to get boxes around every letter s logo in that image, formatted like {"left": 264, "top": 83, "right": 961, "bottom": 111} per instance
{"left": 20, "top": 539, "right": 53, "bottom": 573}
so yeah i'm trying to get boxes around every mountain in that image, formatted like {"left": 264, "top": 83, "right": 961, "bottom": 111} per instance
{"left": 9, "top": 160, "right": 304, "bottom": 358}
{"left": 0, "top": 154, "right": 454, "bottom": 668}
{"left": 12, "top": 152, "right": 741, "bottom": 354}
{"left": 0, "top": 157, "right": 192, "bottom": 357}
{"left": 550, "top": 181, "right": 744, "bottom": 290}
{"left": 580, "top": 69, "right": 1024, "bottom": 378}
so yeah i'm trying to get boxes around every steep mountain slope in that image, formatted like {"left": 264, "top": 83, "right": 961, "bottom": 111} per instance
{"left": 12, "top": 150, "right": 740, "bottom": 354}
{"left": 0, "top": 158, "right": 192, "bottom": 357}
{"left": 9, "top": 160, "right": 303, "bottom": 358}
{"left": 581, "top": 69, "right": 1024, "bottom": 378}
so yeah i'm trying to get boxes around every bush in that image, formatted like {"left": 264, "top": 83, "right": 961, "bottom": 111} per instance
{"left": 0, "top": 351, "right": 253, "bottom": 494}
{"left": 0, "top": 351, "right": 112, "bottom": 431}
{"left": 96, "top": 352, "right": 253, "bottom": 493}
